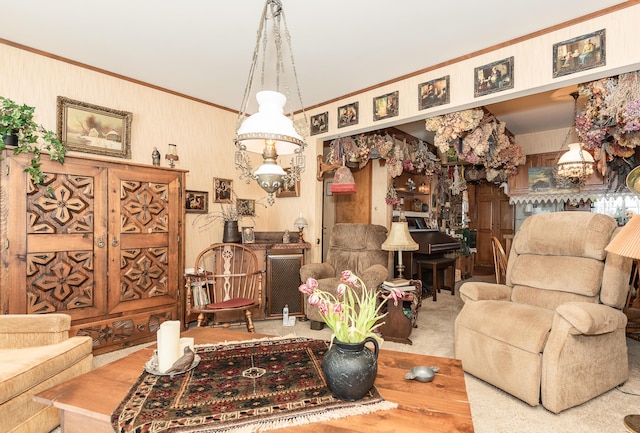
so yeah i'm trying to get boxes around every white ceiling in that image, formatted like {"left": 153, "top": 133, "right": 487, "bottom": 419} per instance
{"left": 0, "top": 0, "right": 629, "bottom": 139}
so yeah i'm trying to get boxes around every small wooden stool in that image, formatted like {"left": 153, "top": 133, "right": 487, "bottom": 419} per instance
{"left": 416, "top": 257, "right": 456, "bottom": 302}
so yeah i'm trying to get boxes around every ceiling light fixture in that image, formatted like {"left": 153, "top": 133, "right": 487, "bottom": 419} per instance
{"left": 556, "top": 91, "right": 595, "bottom": 184}
{"left": 234, "top": 0, "right": 307, "bottom": 205}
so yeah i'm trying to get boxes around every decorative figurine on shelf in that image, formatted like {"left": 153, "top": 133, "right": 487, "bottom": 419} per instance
{"left": 152, "top": 147, "right": 161, "bottom": 166}
{"left": 406, "top": 178, "right": 416, "bottom": 191}
{"left": 282, "top": 229, "right": 290, "bottom": 243}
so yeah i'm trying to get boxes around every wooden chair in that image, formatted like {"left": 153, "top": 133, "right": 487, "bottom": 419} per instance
{"left": 186, "top": 243, "right": 263, "bottom": 332}
{"left": 491, "top": 236, "right": 508, "bottom": 284}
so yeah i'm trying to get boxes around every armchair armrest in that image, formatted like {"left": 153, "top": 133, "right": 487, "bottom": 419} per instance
{"left": 555, "top": 302, "right": 628, "bottom": 336}
{"left": 459, "top": 281, "right": 512, "bottom": 303}
{"left": 359, "top": 264, "right": 389, "bottom": 290}
{"left": 300, "top": 263, "right": 335, "bottom": 282}
{"left": 0, "top": 314, "right": 72, "bottom": 349}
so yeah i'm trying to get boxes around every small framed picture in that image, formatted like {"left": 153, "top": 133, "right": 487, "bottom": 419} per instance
{"left": 241, "top": 226, "right": 255, "bottom": 244}
{"left": 237, "top": 198, "right": 255, "bottom": 216}
{"left": 57, "top": 96, "right": 132, "bottom": 158}
{"left": 213, "top": 178, "right": 232, "bottom": 203}
{"left": 373, "top": 91, "right": 399, "bottom": 121}
{"left": 474, "top": 56, "right": 514, "bottom": 97}
{"left": 419, "top": 76, "right": 450, "bottom": 110}
{"left": 552, "top": 29, "right": 605, "bottom": 78}
{"left": 185, "top": 190, "right": 208, "bottom": 214}
{"left": 337, "top": 102, "right": 358, "bottom": 128}
{"left": 310, "top": 112, "right": 328, "bottom": 136}
{"left": 276, "top": 168, "right": 300, "bottom": 197}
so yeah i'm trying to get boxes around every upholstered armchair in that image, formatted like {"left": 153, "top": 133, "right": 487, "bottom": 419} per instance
{"left": 0, "top": 314, "right": 93, "bottom": 433}
{"left": 455, "top": 212, "right": 633, "bottom": 413}
{"left": 300, "top": 223, "right": 389, "bottom": 329}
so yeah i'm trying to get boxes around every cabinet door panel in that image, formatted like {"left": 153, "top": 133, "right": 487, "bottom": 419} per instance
{"left": 108, "top": 168, "right": 181, "bottom": 314}
{"left": 9, "top": 157, "right": 109, "bottom": 320}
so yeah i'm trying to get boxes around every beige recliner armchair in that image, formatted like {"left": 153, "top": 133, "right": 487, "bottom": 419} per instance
{"left": 0, "top": 314, "right": 93, "bottom": 432}
{"left": 455, "top": 212, "right": 632, "bottom": 413}
{"left": 300, "top": 223, "right": 389, "bottom": 329}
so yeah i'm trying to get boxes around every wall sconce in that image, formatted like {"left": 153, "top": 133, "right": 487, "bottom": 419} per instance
{"left": 165, "top": 143, "right": 179, "bottom": 168}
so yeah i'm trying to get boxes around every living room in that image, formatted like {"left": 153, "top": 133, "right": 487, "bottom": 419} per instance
{"left": 1, "top": 1, "right": 640, "bottom": 433}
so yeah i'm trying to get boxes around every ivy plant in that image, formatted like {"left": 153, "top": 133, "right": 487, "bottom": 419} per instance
{"left": 0, "top": 96, "right": 66, "bottom": 185}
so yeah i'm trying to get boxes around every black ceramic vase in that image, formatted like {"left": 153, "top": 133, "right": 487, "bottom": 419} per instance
{"left": 222, "top": 220, "right": 241, "bottom": 243}
{"left": 322, "top": 337, "right": 379, "bottom": 401}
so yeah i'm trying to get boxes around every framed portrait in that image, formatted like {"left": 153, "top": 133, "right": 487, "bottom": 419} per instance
{"left": 419, "top": 76, "right": 450, "bottom": 110}
{"left": 213, "top": 178, "right": 232, "bottom": 203}
{"left": 56, "top": 96, "right": 132, "bottom": 158}
{"left": 185, "top": 190, "right": 208, "bottom": 214}
{"left": 552, "top": 29, "right": 606, "bottom": 78}
{"left": 474, "top": 56, "right": 514, "bottom": 97}
{"left": 237, "top": 198, "right": 255, "bottom": 216}
{"left": 337, "top": 102, "right": 358, "bottom": 128}
{"left": 276, "top": 168, "right": 300, "bottom": 197}
{"left": 372, "top": 91, "right": 399, "bottom": 121}
{"left": 310, "top": 112, "right": 328, "bottom": 136}
{"left": 241, "top": 226, "right": 255, "bottom": 244}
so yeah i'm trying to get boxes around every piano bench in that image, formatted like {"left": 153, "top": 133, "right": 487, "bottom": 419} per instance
{"left": 415, "top": 257, "right": 456, "bottom": 302}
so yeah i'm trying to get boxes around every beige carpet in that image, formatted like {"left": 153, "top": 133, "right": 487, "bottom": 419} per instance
{"left": 56, "top": 276, "right": 640, "bottom": 433}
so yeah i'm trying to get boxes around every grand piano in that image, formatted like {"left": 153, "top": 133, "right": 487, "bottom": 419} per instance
{"left": 400, "top": 216, "right": 462, "bottom": 287}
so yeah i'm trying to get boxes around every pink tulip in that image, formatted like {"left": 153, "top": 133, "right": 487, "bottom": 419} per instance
{"left": 306, "top": 278, "right": 319, "bottom": 290}
{"left": 308, "top": 293, "right": 320, "bottom": 306}
{"left": 336, "top": 283, "right": 347, "bottom": 297}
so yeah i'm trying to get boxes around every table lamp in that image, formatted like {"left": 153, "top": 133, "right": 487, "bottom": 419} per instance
{"left": 165, "top": 143, "right": 179, "bottom": 168}
{"left": 293, "top": 213, "right": 308, "bottom": 243}
{"left": 382, "top": 220, "right": 419, "bottom": 279}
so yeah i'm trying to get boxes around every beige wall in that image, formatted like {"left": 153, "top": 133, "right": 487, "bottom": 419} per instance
{"left": 2, "top": 4, "right": 640, "bottom": 265}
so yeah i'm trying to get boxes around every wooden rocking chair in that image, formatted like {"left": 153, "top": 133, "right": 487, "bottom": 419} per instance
{"left": 186, "top": 243, "right": 263, "bottom": 332}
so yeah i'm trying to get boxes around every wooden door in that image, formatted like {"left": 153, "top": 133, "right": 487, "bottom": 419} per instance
{"left": 335, "top": 164, "right": 372, "bottom": 223}
{"left": 474, "top": 182, "right": 514, "bottom": 267}
{"left": 5, "top": 156, "right": 109, "bottom": 320}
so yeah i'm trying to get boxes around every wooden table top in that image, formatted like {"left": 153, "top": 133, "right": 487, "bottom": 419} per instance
{"left": 36, "top": 328, "right": 474, "bottom": 433}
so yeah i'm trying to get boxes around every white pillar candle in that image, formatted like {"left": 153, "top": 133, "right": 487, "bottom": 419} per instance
{"left": 179, "top": 337, "right": 195, "bottom": 354}
{"left": 157, "top": 320, "right": 181, "bottom": 373}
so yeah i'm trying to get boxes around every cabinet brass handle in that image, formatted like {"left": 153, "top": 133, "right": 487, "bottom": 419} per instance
{"left": 112, "top": 237, "right": 119, "bottom": 247}
{"left": 97, "top": 237, "right": 105, "bottom": 248}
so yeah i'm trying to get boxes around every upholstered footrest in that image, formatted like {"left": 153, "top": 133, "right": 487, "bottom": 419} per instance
{"left": 455, "top": 300, "right": 554, "bottom": 406}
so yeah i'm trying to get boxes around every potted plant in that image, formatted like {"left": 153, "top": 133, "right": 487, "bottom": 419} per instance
{"left": 0, "top": 96, "right": 66, "bottom": 185}
{"left": 298, "top": 271, "right": 404, "bottom": 400}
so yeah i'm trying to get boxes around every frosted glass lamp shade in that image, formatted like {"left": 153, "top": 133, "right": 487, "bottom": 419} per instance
{"left": 557, "top": 143, "right": 595, "bottom": 179}
{"left": 236, "top": 90, "right": 304, "bottom": 155}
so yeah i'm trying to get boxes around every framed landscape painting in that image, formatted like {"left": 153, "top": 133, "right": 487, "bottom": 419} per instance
{"left": 57, "top": 96, "right": 132, "bottom": 158}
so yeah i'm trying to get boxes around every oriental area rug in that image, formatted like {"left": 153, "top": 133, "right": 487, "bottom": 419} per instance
{"left": 111, "top": 336, "right": 397, "bottom": 433}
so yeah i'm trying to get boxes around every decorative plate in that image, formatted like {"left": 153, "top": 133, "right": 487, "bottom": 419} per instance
{"left": 144, "top": 352, "right": 201, "bottom": 376}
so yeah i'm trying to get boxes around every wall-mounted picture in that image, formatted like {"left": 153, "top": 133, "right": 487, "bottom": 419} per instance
{"left": 213, "top": 178, "right": 232, "bottom": 203}
{"left": 474, "top": 56, "right": 514, "bottom": 97}
{"left": 528, "top": 166, "right": 579, "bottom": 194}
{"left": 310, "top": 112, "right": 328, "bottom": 136}
{"left": 185, "top": 190, "right": 209, "bottom": 213}
{"left": 276, "top": 168, "right": 300, "bottom": 198}
{"left": 373, "top": 91, "right": 399, "bottom": 121}
{"left": 241, "top": 226, "right": 255, "bottom": 244}
{"left": 237, "top": 198, "right": 255, "bottom": 216}
{"left": 337, "top": 102, "right": 358, "bottom": 128}
{"left": 419, "top": 76, "right": 450, "bottom": 110}
{"left": 57, "top": 96, "right": 132, "bottom": 158}
{"left": 552, "top": 29, "right": 606, "bottom": 78}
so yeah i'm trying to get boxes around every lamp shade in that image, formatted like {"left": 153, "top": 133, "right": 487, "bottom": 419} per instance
{"left": 381, "top": 222, "right": 419, "bottom": 252}
{"left": 330, "top": 165, "right": 357, "bottom": 194}
{"left": 236, "top": 90, "right": 304, "bottom": 155}
{"left": 605, "top": 214, "right": 640, "bottom": 260}
{"left": 293, "top": 215, "right": 308, "bottom": 229}
{"left": 557, "top": 142, "right": 595, "bottom": 179}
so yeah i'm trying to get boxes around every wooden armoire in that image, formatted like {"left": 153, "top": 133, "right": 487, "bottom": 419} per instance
{"left": 0, "top": 153, "right": 186, "bottom": 354}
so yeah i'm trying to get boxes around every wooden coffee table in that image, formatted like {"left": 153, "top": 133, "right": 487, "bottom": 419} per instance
{"left": 36, "top": 328, "right": 474, "bottom": 433}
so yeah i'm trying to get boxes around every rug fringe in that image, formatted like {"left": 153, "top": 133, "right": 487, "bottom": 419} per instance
{"left": 195, "top": 400, "right": 398, "bottom": 433}
{"left": 194, "top": 334, "right": 303, "bottom": 349}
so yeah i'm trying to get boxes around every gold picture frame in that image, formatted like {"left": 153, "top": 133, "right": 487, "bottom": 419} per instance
{"left": 57, "top": 96, "right": 132, "bottom": 158}
{"left": 213, "top": 178, "right": 233, "bottom": 203}
{"left": 185, "top": 190, "right": 209, "bottom": 214}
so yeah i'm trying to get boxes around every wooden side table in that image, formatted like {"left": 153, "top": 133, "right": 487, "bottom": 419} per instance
{"left": 377, "top": 280, "right": 422, "bottom": 345}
